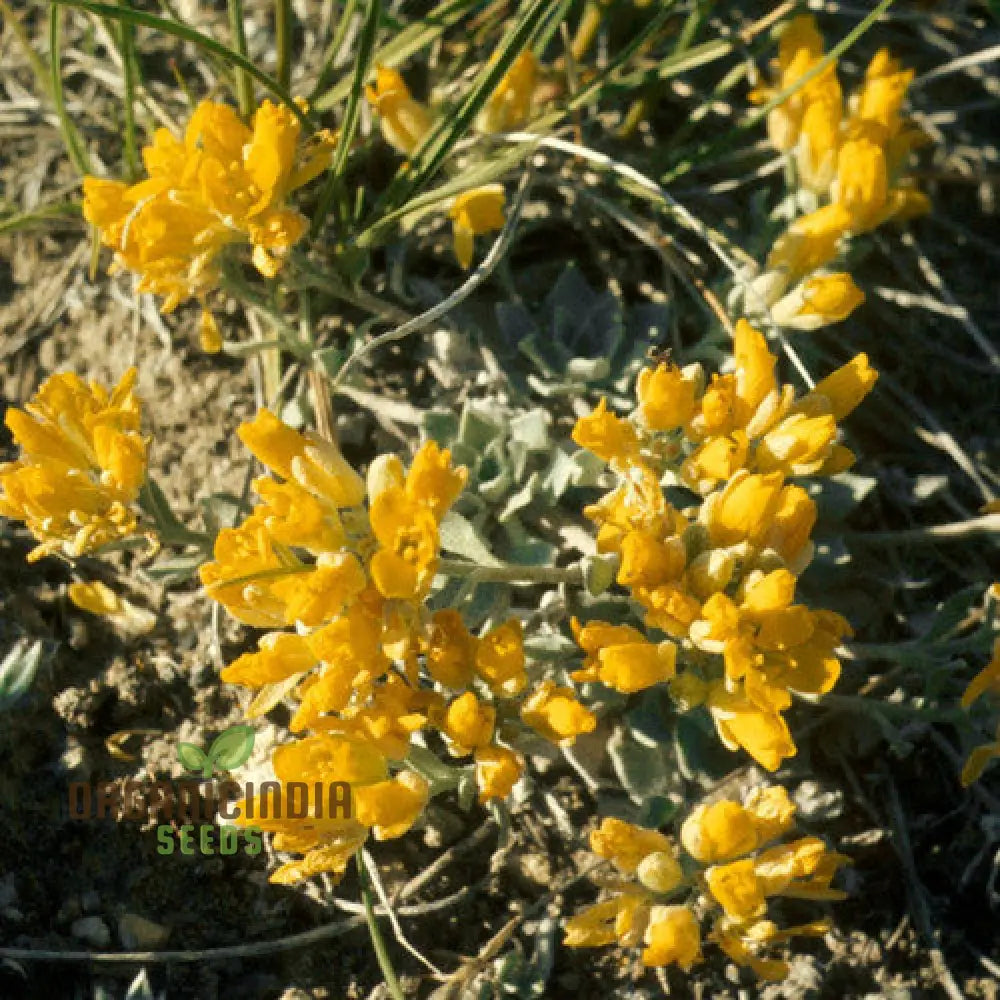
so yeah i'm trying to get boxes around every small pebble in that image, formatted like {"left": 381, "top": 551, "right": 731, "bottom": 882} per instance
{"left": 71, "top": 916, "right": 111, "bottom": 948}
{"left": 118, "top": 913, "right": 171, "bottom": 950}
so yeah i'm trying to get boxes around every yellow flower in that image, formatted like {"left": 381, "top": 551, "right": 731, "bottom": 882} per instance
{"left": 594, "top": 638, "right": 677, "bottom": 694}
{"left": 754, "top": 413, "right": 838, "bottom": 476}
{"left": 82, "top": 99, "right": 334, "bottom": 314}
{"left": 636, "top": 362, "right": 699, "bottom": 431}
{"left": 704, "top": 470, "right": 786, "bottom": 550}
{"left": 959, "top": 639, "right": 1000, "bottom": 786}
{"left": 521, "top": 680, "right": 597, "bottom": 746}
{"left": 67, "top": 580, "right": 156, "bottom": 634}
{"left": 707, "top": 682, "right": 797, "bottom": 771}
{"left": 590, "top": 817, "right": 671, "bottom": 874}
{"left": 749, "top": 15, "right": 828, "bottom": 152}
{"left": 479, "top": 50, "right": 537, "bottom": 133}
{"left": 835, "top": 130, "right": 889, "bottom": 232}
{"left": 448, "top": 185, "right": 506, "bottom": 269}
{"left": 0, "top": 368, "right": 148, "bottom": 562}
{"left": 572, "top": 398, "right": 640, "bottom": 464}
{"left": 221, "top": 631, "right": 318, "bottom": 687}
{"left": 617, "top": 529, "right": 686, "bottom": 590}
{"left": 801, "top": 352, "right": 878, "bottom": 421}
{"left": 239, "top": 408, "right": 366, "bottom": 509}
{"left": 642, "top": 905, "right": 702, "bottom": 969}
{"left": 961, "top": 725, "right": 1000, "bottom": 787}
{"left": 369, "top": 486, "right": 440, "bottom": 600}
{"left": 199, "top": 309, "right": 223, "bottom": 353}
{"left": 366, "top": 66, "right": 432, "bottom": 155}
{"left": 961, "top": 638, "right": 1000, "bottom": 709}
{"left": 405, "top": 440, "right": 468, "bottom": 518}
{"left": 855, "top": 49, "right": 914, "bottom": 137}
{"left": 442, "top": 691, "right": 495, "bottom": 755}
{"left": 569, "top": 787, "right": 847, "bottom": 977}
{"left": 275, "top": 553, "right": 366, "bottom": 627}
{"left": 771, "top": 273, "right": 865, "bottom": 331}
{"left": 474, "top": 745, "right": 523, "bottom": 802}
{"left": 681, "top": 787, "right": 796, "bottom": 864}
{"left": 681, "top": 801, "right": 760, "bottom": 864}
{"left": 564, "top": 893, "right": 647, "bottom": 949}
{"left": 712, "top": 916, "right": 830, "bottom": 982}
{"left": 424, "top": 609, "right": 477, "bottom": 689}
{"left": 766, "top": 203, "right": 853, "bottom": 281}
{"left": 794, "top": 78, "right": 843, "bottom": 194}
{"left": 354, "top": 770, "right": 429, "bottom": 840}
{"left": 705, "top": 859, "right": 766, "bottom": 920}
{"left": 475, "top": 619, "right": 527, "bottom": 695}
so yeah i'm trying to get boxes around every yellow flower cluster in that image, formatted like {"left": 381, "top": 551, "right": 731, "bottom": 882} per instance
{"left": 565, "top": 786, "right": 847, "bottom": 979}
{"left": 571, "top": 321, "right": 877, "bottom": 770}
{"left": 202, "top": 409, "right": 595, "bottom": 882}
{"left": 0, "top": 369, "right": 148, "bottom": 562}
{"left": 959, "top": 637, "right": 1000, "bottom": 786}
{"left": 748, "top": 15, "right": 929, "bottom": 329}
{"left": 366, "top": 53, "right": 538, "bottom": 268}
{"left": 82, "top": 99, "right": 335, "bottom": 348}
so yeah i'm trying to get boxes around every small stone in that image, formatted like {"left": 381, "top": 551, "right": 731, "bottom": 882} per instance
{"left": 118, "top": 913, "right": 171, "bottom": 950}
{"left": 794, "top": 780, "right": 844, "bottom": 822}
{"left": 71, "top": 916, "right": 111, "bottom": 948}
{"left": 81, "top": 890, "right": 101, "bottom": 913}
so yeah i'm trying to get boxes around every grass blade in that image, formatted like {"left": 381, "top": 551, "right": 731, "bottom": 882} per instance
{"left": 227, "top": 0, "right": 254, "bottom": 116}
{"left": 311, "top": 0, "right": 382, "bottom": 235}
{"left": 313, "top": 0, "right": 487, "bottom": 111}
{"left": 51, "top": 0, "right": 310, "bottom": 128}
{"left": 48, "top": 4, "right": 92, "bottom": 174}
{"left": 378, "top": 0, "right": 558, "bottom": 212}
{"left": 660, "top": 0, "right": 897, "bottom": 183}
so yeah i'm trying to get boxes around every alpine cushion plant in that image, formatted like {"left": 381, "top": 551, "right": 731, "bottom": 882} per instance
{"left": 0, "top": 368, "right": 148, "bottom": 561}
{"left": 82, "top": 99, "right": 336, "bottom": 350}
{"left": 569, "top": 323, "right": 876, "bottom": 771}
{"left": 5, "top": 0, "right": 987, "bottom": 994}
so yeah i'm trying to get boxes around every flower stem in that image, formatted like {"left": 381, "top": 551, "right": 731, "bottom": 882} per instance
{"left": 436, "top": 557, "right": 583, "bottom": 587}
{"left": 227, "top": 0, "right": 254, "bottom": 118}
{"left": 357, "top": 852, "right": 405, "bottom": 1000}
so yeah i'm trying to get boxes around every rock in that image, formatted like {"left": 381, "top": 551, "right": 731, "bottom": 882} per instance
{"left": 118, "top": 913, "right": 171, "bottom": 950}
{"left": 71, "top": 916, "right": 111, "bottom": 948}
{"left": 81, "top": 890, "right": 100, "bottom": 913}
{"left": 794, "top": 779, "right": 844, "bottom": 822}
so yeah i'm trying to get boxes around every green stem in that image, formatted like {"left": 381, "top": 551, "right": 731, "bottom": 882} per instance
{"left": 227, "top": 0, "right": 254, "bottom": 117}
{"left": 843, "top": 515, "right": 1000, "bottom": 547}
{"left": 311, "top": 0, "right": 358, "bottom": 99}
{"left": 48, "top": 5, "right": 92, "bottom": 174}
{"left": 357, "top": 853, "right": 405, "bottom": 1000}
{"left": 1, "top": 0, "right": 53, "bottom": 98}
{"left": 274, "top": 0, "right": 292, "bottom": 92}
{"left": 118, "top": 0, "right": 140, "bottom": 179}
{"left": 436, "top": 557, "right": 583, "bottom": 587}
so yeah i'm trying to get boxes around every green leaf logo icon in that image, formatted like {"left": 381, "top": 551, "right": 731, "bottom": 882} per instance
{"left": 208, "top": 725, "right": 255, "bottom": 771}
{"left": 177, "top": 742, "right": 209, "bottom": 776}
{"left": 177, "top": 725, "right": 255, "bottom": 779}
